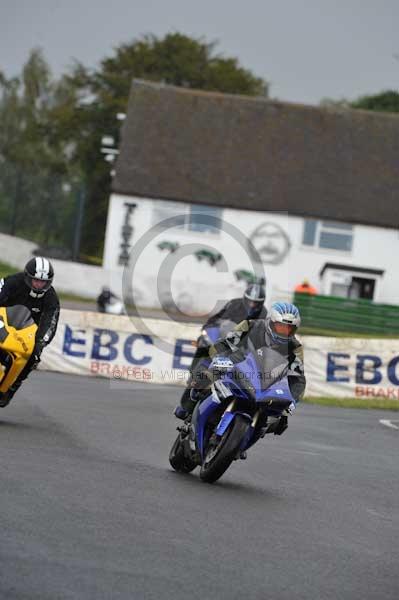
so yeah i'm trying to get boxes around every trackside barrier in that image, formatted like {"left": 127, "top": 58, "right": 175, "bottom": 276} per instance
{"left": 39, "top": 310, "right": 399, "bottom": 402}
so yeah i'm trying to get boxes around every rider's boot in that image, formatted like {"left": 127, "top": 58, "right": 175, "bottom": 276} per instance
{"left": 174, "top": 406, "right": 189, "bottom": 420}
{"left": 174, "top": 389, "right": 201, "bottom": 420}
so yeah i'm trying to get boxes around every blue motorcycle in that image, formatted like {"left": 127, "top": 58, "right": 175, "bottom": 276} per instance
{"left": 169, "top": 349, "right": 296, "bottom": 483}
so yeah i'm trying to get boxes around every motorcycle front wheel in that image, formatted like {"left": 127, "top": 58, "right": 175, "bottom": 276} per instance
{"left": 200, "top": 415, "right": 249, "bottom": 484}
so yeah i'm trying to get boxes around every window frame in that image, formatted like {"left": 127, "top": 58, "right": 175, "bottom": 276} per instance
{"left": 302, "top": 219, "right": 353, "bottom": 252}
{"left": 152, "top": 201, "right": 222, "bottom": 236}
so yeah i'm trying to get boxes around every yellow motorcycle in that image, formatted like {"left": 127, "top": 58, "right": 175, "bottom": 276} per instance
{"left": 0, "top": 305, "right": 37, "bottom": 407}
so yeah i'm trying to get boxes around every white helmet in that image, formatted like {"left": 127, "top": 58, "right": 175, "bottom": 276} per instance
{"left": 267, "top": 302, "right": 301, "bottom": 344}
{"left": 24, "top": 256, "right": 54, "bottom": 298}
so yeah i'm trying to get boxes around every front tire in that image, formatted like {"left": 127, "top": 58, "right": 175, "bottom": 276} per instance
{"left": 200, "top": 415, "right": 249, "bottom": 483}
{"left": 169, "top": 434, "right": 197, "bottom": 473}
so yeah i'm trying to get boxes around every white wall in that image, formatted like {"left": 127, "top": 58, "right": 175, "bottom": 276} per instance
{"left": 0, "top": 233, "right": 115, "bottom": 300}
{"left": 103, "top": 194, "right": 399, "bottom": 310}
{"left": 0, "top": 233, "right": 38, "bottom": 269}
{"left": 3, "top": 196, "right": 396, "bottom": 310}
{"left": 49, "top": 260, "right": 115, "bottom": 299}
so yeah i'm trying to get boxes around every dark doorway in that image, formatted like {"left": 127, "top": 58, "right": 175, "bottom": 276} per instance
{"left": 349, "top": 277, "right": 375, "bottom": 300}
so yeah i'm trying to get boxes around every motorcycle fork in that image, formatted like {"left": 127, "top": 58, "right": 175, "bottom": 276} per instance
{"left": 239, "top": 409, "right": 261, "bottom": 451}
{"left": 251, "top": 410, "right": 260, "bottom": 428}
{"left": 224, "top": 399, "right": 236, "bottom": 414}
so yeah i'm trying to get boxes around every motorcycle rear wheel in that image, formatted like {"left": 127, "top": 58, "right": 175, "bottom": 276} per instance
{"left": 200, "top": 415, "right": 249, "bottom": 483}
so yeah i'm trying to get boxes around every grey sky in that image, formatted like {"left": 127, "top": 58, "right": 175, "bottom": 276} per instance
{"left": 1, "top": 0, "right": 398, "bottom": 105}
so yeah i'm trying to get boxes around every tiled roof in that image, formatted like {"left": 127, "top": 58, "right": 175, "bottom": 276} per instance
{"left": 113, "top": 79, "right": 399, "bottom": 229}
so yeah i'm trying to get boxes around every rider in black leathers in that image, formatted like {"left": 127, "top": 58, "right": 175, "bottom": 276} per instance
{"left": 0, "top": 257, "right": 60, "bottom": 406}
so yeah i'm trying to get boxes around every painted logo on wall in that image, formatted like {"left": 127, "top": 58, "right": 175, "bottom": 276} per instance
{"left": 249, "top": 222, "right": 291, "bottom": 265}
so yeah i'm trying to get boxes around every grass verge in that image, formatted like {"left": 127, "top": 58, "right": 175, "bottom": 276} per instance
{"left": 0, "top": 261, "right": 17, "bottom": 278}
{"left": 302, "top": 396, "right": 399, "bottom": 410}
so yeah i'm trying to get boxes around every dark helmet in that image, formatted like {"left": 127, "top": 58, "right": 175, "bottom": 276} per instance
{"left": 24, "top": 257, "right": 54, "bottom": 298}
{"left": 243, "top": 282, "right": 266, "bottom": 318}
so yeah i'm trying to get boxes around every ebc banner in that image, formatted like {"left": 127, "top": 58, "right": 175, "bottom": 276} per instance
{"left": 40, "top": 309, "right": 199, "bottom": 386}
{"left": 303, "top": 336, "right": 399, "bottom": 400}
{"left": 40, "top": 310, "right": 399, "bottom": 402}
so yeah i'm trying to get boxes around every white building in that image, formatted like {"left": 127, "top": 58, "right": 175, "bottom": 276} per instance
{"left": 103, "top": 81, "right": 399, "bottom": 314}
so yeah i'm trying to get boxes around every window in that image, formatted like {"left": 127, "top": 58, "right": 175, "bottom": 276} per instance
{"left": 302, "top": 219, "right": 353, "bottom": 252}
{"left": 152, "top": 201, "right": 187, "bottom": 229}
{"left": 153, "top": 201, "right": 222, "bottom": 235}
{"left": 188, "top": 205, "right": 222, "bottom": 234}
{"left": 303, "top": 220, "right": 317, "bottom": 245}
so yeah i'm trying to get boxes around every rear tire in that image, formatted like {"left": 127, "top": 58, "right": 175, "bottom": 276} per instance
{"left": 169, "top": 434, "right": 197, "bottom": 473}
{"left": 200, "top": 415, "right": 249, "bottom": 483}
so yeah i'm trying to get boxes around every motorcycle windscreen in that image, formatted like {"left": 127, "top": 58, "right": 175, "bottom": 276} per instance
{"left": 5, "top": 305, "right": 35, "bottom": 330}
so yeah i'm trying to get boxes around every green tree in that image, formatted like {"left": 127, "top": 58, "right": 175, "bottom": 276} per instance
{"left": 0, "top": 49, "right": 78, "bottom": 250}
{"left": 320, "top": 90, "right": 399, "bottom": 115}
{"left": 1, "top": 34, "right": 268, "bottom": 259}
{"left": 350, "top": 90, "right": 399, "bottom": 113}
{"left": 57, "top": 33, "right": 268, "bottom": 256}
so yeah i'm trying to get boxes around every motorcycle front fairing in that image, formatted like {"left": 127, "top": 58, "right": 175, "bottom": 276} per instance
{"left": 191, "top": 387, "right": 224, "bottom": 460}
{"left": 211, "top": 351, "right": 296, "bottom": 453}
{"left": 232, "top": 351, "right": 296, "bottom": 414}
{"left": 0, "top": 306, "right": 37, "bottom": 393}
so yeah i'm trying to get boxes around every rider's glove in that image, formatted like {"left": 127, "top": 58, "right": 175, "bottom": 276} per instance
{"left": 224, "top": 331, "right": 241, "bottom": 352}
{"left": 197, "top": 330, "right": 212, "bottom": 348}
{"left": 32, "top": 341, "right": 45, "bottom": 364}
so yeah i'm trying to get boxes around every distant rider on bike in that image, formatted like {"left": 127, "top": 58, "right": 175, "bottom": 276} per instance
{"left": 97, "top": 286, "right": 120, "bottom": 313}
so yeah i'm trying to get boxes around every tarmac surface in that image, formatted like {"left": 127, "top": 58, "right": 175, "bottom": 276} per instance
{"left": 0, "top": 371, "right": 398, "bottom": 600}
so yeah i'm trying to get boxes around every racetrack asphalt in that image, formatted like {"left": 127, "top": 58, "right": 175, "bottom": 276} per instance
{"left": 0, "top": 372, "right": 398, "bottom": 600}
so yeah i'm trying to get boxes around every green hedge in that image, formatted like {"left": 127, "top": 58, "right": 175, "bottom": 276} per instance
{"left": 294, "top": 292, "right": 399, "bottom": 336}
